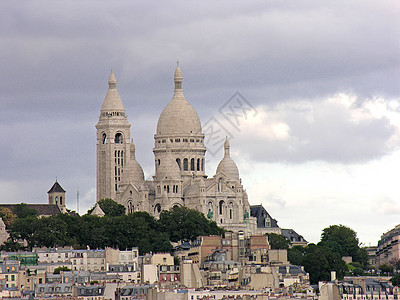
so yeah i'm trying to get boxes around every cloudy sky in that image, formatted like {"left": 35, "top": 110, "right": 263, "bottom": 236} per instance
{"left": 1, "top": 0, "right": 399, "bottom": 245}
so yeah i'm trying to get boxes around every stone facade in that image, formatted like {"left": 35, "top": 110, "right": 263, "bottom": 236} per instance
{"left": 96, "top": 65, "right": 257, "bottom": 235}
{"left": 376, "top": 224, "right": 400, "bottom": 266}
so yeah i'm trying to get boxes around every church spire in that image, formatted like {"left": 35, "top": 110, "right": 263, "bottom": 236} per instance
{"left": 174, "top": 61, "right": 183, "bottom": 93}
{"left": 108, "top": 69, "right": 117, "bottom": 89}
{"left": 224, "top": 137, "right": 230, "bottom": 156}
{"left": 100, "top": 69, "right": 125, "bottom": 115}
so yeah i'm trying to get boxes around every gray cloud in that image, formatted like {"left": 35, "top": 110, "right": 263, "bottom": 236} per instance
{"left": 232, "top": 96, "right": 399, "bottom": 164}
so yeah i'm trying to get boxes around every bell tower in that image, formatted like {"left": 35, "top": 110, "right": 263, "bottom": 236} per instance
{"left": 48, "top": 180, "right": 66, "bottom": 212}
{"left": 96, "top": 70, "right": 131, "bottom": 202}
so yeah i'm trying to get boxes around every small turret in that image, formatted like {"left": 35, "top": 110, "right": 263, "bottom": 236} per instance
{"left": 216, "top": 137, "right": 240, "bottom": 180}
{"left": 48, "top": 180, "right": 66, "bottom": 212}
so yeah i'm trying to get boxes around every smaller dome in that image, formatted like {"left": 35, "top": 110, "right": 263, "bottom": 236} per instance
{"left": 100, "top": 70, "right": 125, "bottom": 114}
{"left": 216, "top": 138, "right": 239, "bottom": 180}
{"left": 124, "top": 159, "right": 145, "bottom": 184}
{"left": 156, "top": 144, "right": 181, "bottom": 180}
{"left": 123, "top": 143, "right": 145, "bottom": 184}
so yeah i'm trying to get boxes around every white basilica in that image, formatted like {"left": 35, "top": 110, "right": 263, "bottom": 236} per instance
{"left": 96, "top": 64, "right": 259, "bottom": 235}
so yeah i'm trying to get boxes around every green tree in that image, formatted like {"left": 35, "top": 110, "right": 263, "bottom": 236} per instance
{"left": 14, "top": 203, "right": 38, "bottom": 219}
{"left": 159, "top": 206, "right": 224, "bottom": 242}
{"left": 8, "top": 216, "right": 38, "bottom": 249}
{"left": 353, "top": 267, "right": 364, "bottom": 276}
{"left": 288, "top": 245, "right": 306, "bottom": 265}
{"left": 54, "top": 266, "right": 71, "bottom": 274}
{"left": 0, "top": 207, "right": 16, "bottom": 227}
{"left": 390, "top": 274, "right": 400, "bottom": 287}
{"left": 319, "top": 225, "right": 367, "bottom": 266}
{"left": 302, "top": 244, "right": 347, "bottom": 284}
{"left": 90, "top": 199, "right": 126, "bottom": 217}
{"left": 267, "top": 233, "right": 291, "bottom": 250}
{"left": 379, "top": 264, "right": 394, "bottom": 275}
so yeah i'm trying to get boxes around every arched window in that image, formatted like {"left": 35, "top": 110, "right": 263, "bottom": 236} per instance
{"left": 102, "top": 133, "right": 107, "bottom": 144}
{"left": 201, "top": 159, "right": 204, "bottom": 171}
{"left": 128, "top": 201, "right": 134, "bottom": 214}
{"left": 60, "top": 197, "right": 63, "bottom": 206}
{"left": 155, "top": 204, "right": 161, "bottom": 213}
{"left": 176, "top": 158, "right": 181, "bottom": 170}
{"left": 218, "top": 178, "right": 223, "bottom": 192}
{"left": 190, "top": 158, "right": 195, "bottom": 171}
{"left": 197, "top": 159, "right": 200, "bottom": 171}
{"left": 115, "top": 133, "right": 123, "bottom": 144}
{"left": 229, "top": 202, "right": 233, "bottom": 220}
{"left": 183, "top": 158, "right": 188, "bottom": 171}
{"left": 219, "top": 200, "right": 224, "bottom": 215}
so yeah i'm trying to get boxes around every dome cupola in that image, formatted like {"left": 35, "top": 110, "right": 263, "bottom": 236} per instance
{"left": 156, "top": 142, "right": 181, "bottom": 180}
{"left": 156, "top": 63, "right": 202, "bottom": 135}
{"left": 122, "top": 141, "right": 145, "bottom": 185}
{"left": 216, "top": 138, "right": 239, "bottom": 180}
{"left": 100, "top": 70, "right": 125, "bottom": 116}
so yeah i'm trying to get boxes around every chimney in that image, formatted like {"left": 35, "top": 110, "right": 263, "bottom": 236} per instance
{"left": 331, "top": 271, "right": 336, "bottom": 281}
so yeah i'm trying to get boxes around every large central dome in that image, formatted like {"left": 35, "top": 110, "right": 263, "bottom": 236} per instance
{"left": 156, "top": 65, "right": 202, "bottom": 135}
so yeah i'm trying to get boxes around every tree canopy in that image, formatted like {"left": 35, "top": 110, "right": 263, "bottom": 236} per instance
{"left": 87, "top": 198, "right": 126, "bottom": 217}
{"left": 159, "top": 206, "right": 224, "bottom": 242}
{"left": 287, "top": 224, "right": 368, "bottom": 284}
{"left": 6, "top": 206, "right": 224, "bottom": 254}
{"left": 14, "top": 203, "right": 37, "bottom": 219}
{"left": 319, "top": 225, "right": 367, "bottom": 266}
{"left": 267, "top": 233, "right": 291, "bottom": 250}
{"left": 0, "top": 207, "right": 15, "bottom": 227}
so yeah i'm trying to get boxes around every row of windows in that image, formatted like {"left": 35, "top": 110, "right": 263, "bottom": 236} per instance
{"left": 156, "top": 185, "right": 180, "bottom": 194}
{"left": 114, "top": 150, "right": 123, "bottom": 191}
{"left": 208, "top": 201, "right": 235, "bottom": 220}
{"left": 102, "top": 132, "right": 124, "bottom": 144}
{"left": 39, "top": 286, "right": 70, "bottom": 292}
{"left": 101, "top": 111, "right": 125, "bottom": 117}
{"left": 176, "top": 158, "right": 204, "bottom": 171}
{"left": 155, "top": 158, "right": 204, "bottom": 172}
{"left": 158, "top": 138, "right": 203, "bottom": 144}
{"left": 4, "top": 274, "right": 15, "bottom": 281}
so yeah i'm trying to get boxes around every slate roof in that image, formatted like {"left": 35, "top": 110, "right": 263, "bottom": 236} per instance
{"left": 144, "top": 181, "right": 155, "bottom": 195}
{"left": 281, "top": 228, "right": 308, "bottom": 244}
{"left": 47, "top": 181, "right": 66, "bottom": 193}
{"left": 183, "top": 178, "right": 214, "bottom": 196}
{"left": 250, "top": 205, "right": 279, "bottom": 228}
{"left": 278, "top": 265, "right": 307, "bottom": 276}
{"left": 0, "top": 204, "right": 61, "bottom": 216}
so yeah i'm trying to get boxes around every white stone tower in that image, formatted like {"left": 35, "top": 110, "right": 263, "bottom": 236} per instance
{"left": 153, "top": 63, "right": 206, "bottom": 211}
{"left": 96, "top": 70, "right": 132, "bottom": 201}
{"left": 154, "top": 63, "right": 206, "bottom": 179}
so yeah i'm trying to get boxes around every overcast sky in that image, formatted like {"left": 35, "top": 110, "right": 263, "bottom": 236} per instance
{"left": 1, "top": 0, "right": 399, "bottom": 245}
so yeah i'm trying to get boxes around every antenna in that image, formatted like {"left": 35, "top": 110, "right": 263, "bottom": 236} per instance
{"left": 76, "top": 186, "right": 80, "bottom": 215}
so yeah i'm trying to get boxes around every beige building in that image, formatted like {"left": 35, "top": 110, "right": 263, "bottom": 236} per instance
{"left": 0, "top": 218, "right": 9, "bottom": 245}
{"left": 376, "top": 224, "right": 400, "bottom": 266}
{"left": 96, "top": 65, "right": 257, "bottom": 235}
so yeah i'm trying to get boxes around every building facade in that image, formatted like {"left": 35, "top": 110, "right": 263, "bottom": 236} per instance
{"left": 96, "top": 65, "right": 257, "bottom": 235}
{"left": 376, "top": 224, "right": 400, "bottom": 266}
